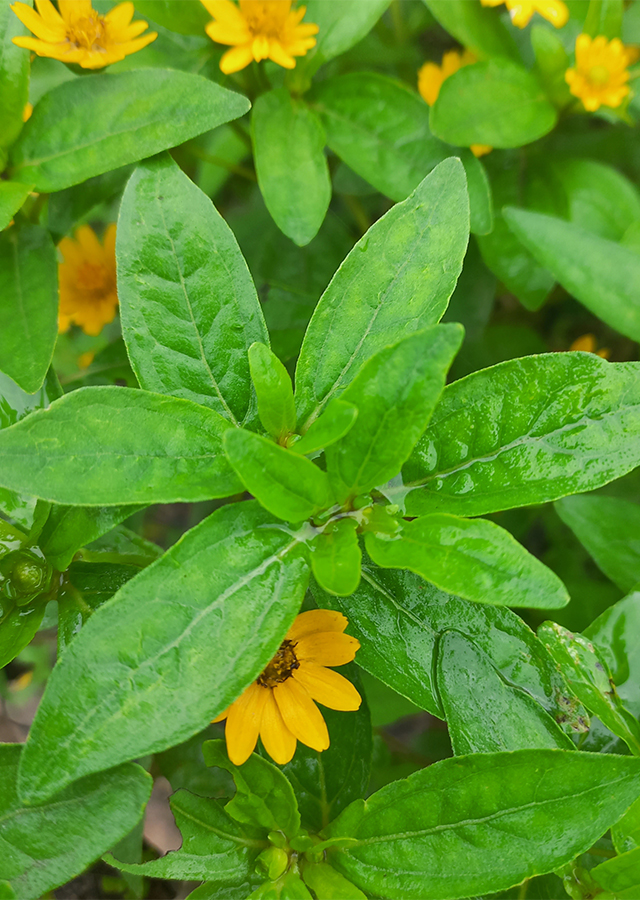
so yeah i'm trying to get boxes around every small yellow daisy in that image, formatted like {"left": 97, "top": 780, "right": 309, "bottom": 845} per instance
{"left": 58, "top": 224, "right": 118, "bottom": 336}
{"left": 565, "top": 34, "right": 639, "bottom": 112}
{"left": 480, "top": 0, "right": 569, "bottom": 29}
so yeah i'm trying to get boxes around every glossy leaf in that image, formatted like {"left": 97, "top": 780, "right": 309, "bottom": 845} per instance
{"left": 313, "top": 558, "right": 583, "bottom": 724}
{"left": 505, "top": 207, "right": 640, "bottom": 342}
{"left": 118, "top": 155, "right": 267, "bottom": 423}
{"left": 403, "top": 354, "right": 640, "bottom": 517}
{"left": 586, "top": 589, "right": 640, "bottom": 719}
{"left": 324, "top": 750, "right": 640, "bottom": 900}
{"left": 431, "top": 60, "right": 557, "bottom": 149}
{"left": 436, "top": 631, "right": 575, "bottom": 754}
{"left": 423, "top": 0, "right": 520, "bottom": 60}
{"left": 0, "top": 0, "right": 29, "bottom": 151}
{"left": 0, "top": 606, "right": 46, "bottom": 670}
{"left": 17, "top": 502, "right": 309, "bottom": 803}
{"left": 0, "top": 386, "right": 243, "bottom": 506}
{"left": 311, "top": 519, "right": 361, "bottom": 597}
{"left": 0, "top": 182, "right": 33, "bottom": 232}
{"left": 10, "top": 70, "right": 250, "bottom": 192}
{"left": 555, "top": 495, "right": 640, "bottom": 593}
{"left": 249, "top": 342, "right": 296, "bottom": 441}
{"left": 290, "top": 401, "right": 358, "bottom": 457}
{"left": 224, "top": 429, "right": 333, "bottom": 522}
{"left": 366, "top": 514, "right": 569, "bottom": 609}
{"left": 0, "top": 744, "right": 151, "bottom": 900}
{"left": 295, "top": 158, "right": 469, "bottom": 431}
{"left": 79, "top": 524, "right": 163, "bottom": 568}
{"left": 39, "top": 505, "right": 141, "bottom": 572}
{"left": 326, "top": 325, "right": 464, "bottom": 500}
{"left": 203, "top": 740, "right": 300, "bottom": 837}
{"left": 252, "top": 90, "right": 330, "bottom": 246}
{"left": 302, "top": 0, "right": 391, "bottom": 67}
{"left": 0, "top": 225, "right": 57, "bottom": 394}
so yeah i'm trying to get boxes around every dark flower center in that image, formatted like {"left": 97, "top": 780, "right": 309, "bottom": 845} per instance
{"left": 257, "top": 639, "right": 299, "bottom": 688}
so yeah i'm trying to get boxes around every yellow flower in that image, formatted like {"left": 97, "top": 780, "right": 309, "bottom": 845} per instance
{"left": 58, "top": 224, "right": 118, "bottom": 336}
{"left": 480, "top": 0, "right": 569, "bottom": 28}
{"left": 22, "top": 102, "right": 33, "bottom": 121}
{"left": 418, "top": 49, "right": 492, "bottom": 158}
{"left": 565, "top": 34, "right": 638, "bottom": 112}
{"left": 569, "top": 334, "right": 610, "bottom": 359}
{"left": 214, "top": 609, "right": 361, "bottom": 765}
{"left": 201, "top": 0, "right": 318, "bottom": 74}
{"left": 11, "top": 0, "right": 157, "bottom": 69}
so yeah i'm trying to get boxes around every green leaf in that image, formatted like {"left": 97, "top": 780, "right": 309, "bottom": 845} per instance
{"left": 187, "top": 881, "right": 263, "bottom": 900}
{"left": 423, "top": 0, "right": 520, "bottom": 60}
{"left": 313, "top": 559, "right": 583, "bottom": 725}
{"left": 290, "top": 401, "right": 358, "bottom": 457}
{"left": 10, "top": 70, "right": 250, "bottom": 192}
{"left": 224, "top": 429, "right": 333, "bottom": 522}
{"left": 0, "top": 182, "right": 33, "bottom": 232}
{"left": 303, "top": 864, "right": 366, "bottom": 900}
{"left": 324, "top": 750, "right": 640, "bottom": 900}
{"left": 117, "top": 154, "right": 267, "bottom": 424}
{"left": 78, "top": 524, "right": 163, "bottom": 567}
{"left": 0, "top": 225, "right": 58, "bottom": 393}
{"left": 249, "top": 872, "right": 313, "bottom": 900}
{"left": 39, "top": 505, "right": 141, "bottom": 572}
{"left": 584, "top": 0, "right": 623, "bottom": 38}
{"left": 47, "top": 165, "right": 133, "bottom": 240}
{"left": 295, "top": 158, "right": 469, "bottom": 431}
{"left": 365, "top": 514, "right": 570, "bottom": 609}
{"left": 592, "top": 848, "right": 640, "bottom": 898}
{"left": 312, "top": 73, "right": 492, "bottom": 235}
{"left": 301, "top": 0, "right": 391, "bottom": 67}
{"left": 311, "top": 519, "right": 361, "bottom": 597}
{"left": 203, "top": 740, "right": 300, "bottom": 838}
{"left": 612, "top": 797, "right": 640, "bottom": 854}
{"left": 17, "top": 502, "right": 309, "bottom": 803}
{"left": 504, "top": 207, "right": 640, "bottom": 342}
{"left": 0, "top": 606, "right": 46, "bottom": 670}
{"left": 252, "top": 91, "right": 330, "bottom": 247}
{"left": 539, "top": 621, "right": 640, "bottom": 755}
{"left": 553, "top": 158, "right": 640, "bottom": 242}
{"left": 585, "top": 589, "right": 640, "bottom": 719}
{"left": 0, "top": 386, "right": 243, "bottom": 506}
{"left": 249, "top": 342, "right": 296, "bottom": 441}
{"left": 436, "top": 631, "right": 575, "bottom": 754}
{"left": 0, "top": 744, "right": 151, "bottom": 900}
{"left": 431, "top": 60, "right": 557, "bottom": 149}
{"left": 0, "top": 0, "right": 29, "bottom": 151}
{"left": 108, "top": 788, "right": 263, "bottom": 883}
{"left": 134, "top": 0, "right": 210, "bottom": 34}
{"left": 403, "top": 354, "right": 640, "bottom": 517}
{"left": 326, "top": 325, "right": 464, "bottom": 500}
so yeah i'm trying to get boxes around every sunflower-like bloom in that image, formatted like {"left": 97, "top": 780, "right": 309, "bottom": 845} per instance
{"left": 418, "top": 49, "right": 492, "bottom": 158}
{"left": 58, "top": 224, "right": 118, "bottom": 335}
{"left": 11, "top": 0, "right": 157, "bottom": 69}
{"left": 214, "top": 610, "right": 361, "bottom": 765}
{"left": 565, "top": 34, "right": 639, "bottom": 112}
{"left": 480, "top": 0, "right": 568, "bottom": 28}
{"left": 569, "top": 334, "right": 610, "bottom": 359}
{"left": 201, "top": 0, "right": 318, "bottom": 74}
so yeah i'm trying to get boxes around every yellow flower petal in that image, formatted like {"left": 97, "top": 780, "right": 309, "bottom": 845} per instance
{"left": 273, "top": 677, "right": 330, "bottom": 752}
{"left": 10, "top": 2, "right": 64, "bottom": 41}
{"left": 226, "top": 682, "right": 268, "bottom": 765}
{"left": 295, "top": 632, "right": 360, "bottom": 667}
{"left": 34, "top": 0, "right": 65, "bottom": 27}
{"left": 260, "top": 689, "right": 297, "bottom": 764}
{"left": 75, "top": 224, "right": 105, "bottom": 264}
{"left": 570, "top": 334, "right": 597, "bottom": 353}
{"left": 418, "top": 61, "right": 445, "bottom": 106}
{"left": 57, "top": 0, "right": 93, "bottom": 22}
{"left": 471, "top": 143, "right": 493, "bottom": 157}
{"left": 268, "top": 39, "right": 295, "bottom": 68}
{"left": 219, "top": 42, "right": 255, "bottom": 72}
{"left": 293, "top": 664, "right": 362, "bottom": 711}
{"left": 104, "top": 0, "right": 135, "bottom": 30}
{"left": 286, "top": 609, "right": 348, "bottom": 643}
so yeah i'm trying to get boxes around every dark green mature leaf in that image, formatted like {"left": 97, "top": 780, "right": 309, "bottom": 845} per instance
{"left": 403, "top": 354, "right": 640, "bottom": 517}
{"left": 324, "top": 750, "right": 640, "bottom": 900}
{"left": 79, "top": 524, "right": 163, "bottom": 567}
{"left": 249, "top": 343, "right": 296, "bottom": 441}
{"left": 326, "top": 325, "right": 463, "bottom": 500}
{"left": 436, "top": 631, "right": 575, "bottom": 754}
{"left": 0, "top": 182, "right": 33, "bottom": 232}
{"left": 0, "top": 225, "right": 57, "bottom": 394}
{"left": 423, "top": 0, "right": 520, "bottom": 60}
{"left": 0, "top": 386, "right": 243, "bottom": 506}
{"left": 301, "top": 0, "right": 391, "bottom": 68}
{"left": 295, "top": 158, "right": 469, "bottom": 431}
{"left": 117, "top": 155, "right": 267, "bottom": 424}
{"left": 203, "top": 741, "right": 300, "bottom": 837}
{"left": 108, "top": 789, "right": 264, "bottom": 883}
{"left": 252, "top": 91, "right": 330, "bottom": 246}
{"left": 314, "top": 559, "right": 582, "bottom": 724}
{"left": 18, "top": 502, "right": 309, "bottom": 803}
{"left": 39, "top": 505, "right": 141, "bottom": 572}
{"left": 224, "top": 430, "right": 333, "bottom": 522}
{"left": 431, "top": 60, "right": 557, "bottom": 149}
{"left": 505, "top": 207, "right": 640, "bottom": 341}
{"left": 0, "top": 607, "right": 46, "bottom": 670}
{"left": 586, "top": 589, "right": 640, "bottom": 719}
{"left": 311, "top": 519, "right": 361, "bottom": 597}
{"left": 613, "top": 797, "right": 640, "bottom": 855}
{"left": 134, "top": 0, "right": 210, "bottom": 34}
{"left": 11, "top": 70, "right": 250, "bottom": 192}
{"left": 312, "top": 73, "right": 492, "bottom": 235}
{"left": 0, "top": 744, "right": 151, "bottom": 900}
{"left": 0, "top": 0, "right": 29, "bottom": 151}
{"left": 186, "top": 881, "right": 262, "bottom": 900}
{"left": 555, "top": 495, "right": 640, "bottom": 593}
{"left": 366, "top": 514, "right": 569, "bottom": 609}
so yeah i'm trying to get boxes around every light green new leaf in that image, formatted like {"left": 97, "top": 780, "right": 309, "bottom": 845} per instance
{"left": 295, "top": 158, "right": 469, "bottom": 431}
{"left": 252, "top": 91, "right": 330, "bottom": 246}
{"left": 504, "top": 207, "right": 640, "bottom": 341}
{"left": 249, "top": 342, "right": 296, "bottom": 441}
{"left": 436, "top": 631, "right": 575, "bottom": 754}
{"left": 0, "top": 225, "right": 57, "bottom": 393}
{"left": 117, "top": 154, "right": 267, "bottom": 425}
{"left": 249, "top": 871, "right": 312, "bottom": 900}
{"left": 0, "top": 386, "right": 243, "bottom": 506}
{"left": 302, "top": 0, "right": 390, "bottom": 67}
{"left": 0, "top": 744, "right": 151, "bottom": 900}
{"left": 403, "top": 354, "right": 640, "bottom": 517}
{"left": 108, "top": 789, "right": 263, "bottom": 883}
{"left": 324, "top": 750, "right": 640, "bottom": 900}
{"left": 326, "top": 325, "right": 463, "bottom": 500}
{"left": 311, "top": 519, "right": 361, "bottom": 597}
{"left": 592, "top": 848, "right": 640, "bottom": 899}
{"left": 365, "top": 514, "right": 569, "bottom": 609}
{"left": 303, "top": 864, "right": 366, "bottom": 900}
{"left": 39, "top": 505, "right": 141, "bottom": 572}
{"left": 0, "top": 182, "right": 33, "bottom": 232}
{"left": 18, "top": 502, "right": 309, "bottom": 803}
{"left": 224, "top": 430, "right": 333, "bottom": 522}
{"left": 0, "top": 0, "right": 30, "bottom": 151}
{"left": 586, "top": 589, "right": 640, "bottom": 719}
{"left": 290, "top": 401, "right": 357, "bottom": 457}
{"left": 431, "top": 60, "right": 557, "bottom": 149}
{"left": 423, "top": 0, "right": 520, "bottom": 60}
{"left": 203, "top": 740, "right": 300, "bottom": 838}
{"left": 10, "top": 69, "right": 250, "bottom": 192}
